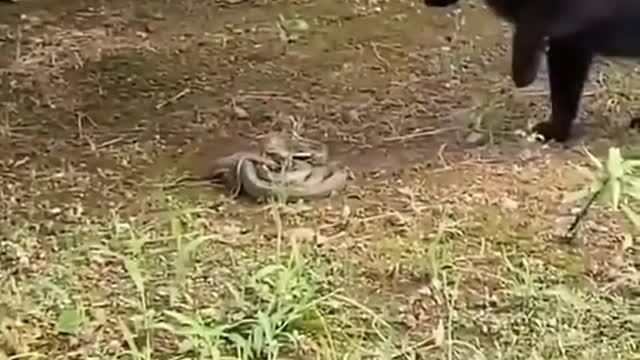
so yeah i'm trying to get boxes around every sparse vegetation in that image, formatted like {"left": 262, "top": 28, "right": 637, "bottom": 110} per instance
{"left": 564, "top": 146, "right": 640, "bottom": 237}
{"left": 0, "top": 0, "right": 638, "bottom": 359}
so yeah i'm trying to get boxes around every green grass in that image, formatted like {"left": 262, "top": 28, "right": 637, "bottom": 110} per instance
{"left": 1, "top": 195, "right": 638, "bottom": 360}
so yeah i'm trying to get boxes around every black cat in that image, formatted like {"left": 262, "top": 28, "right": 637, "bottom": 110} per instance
{"left": 423, "top": 0, "right": 640, "bottom": 142}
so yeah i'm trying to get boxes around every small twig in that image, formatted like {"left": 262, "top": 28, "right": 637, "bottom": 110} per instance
{"left": 76, "top": 112, "right": 86, "bottom": 140}
{"left": 13, "top": 24, "right": 23, "bottom": 63}
{"left": 155, "top": 88, "right": 191, "bottom": 109}
{"left": 382, "top": 126, "right": 459, "bottom": 142}
{"left": 437, "top": 143, "right": 449, "bottom": 168}
{"left": 563, "top": 180, "right": 608, "bottom": 242}
{"left": 0, "top": 171, "right": 19, "bottom": 180}
{"left": 237, "top": 94, "right": 300, "bottom": 103}
{"left": 515, "top": 89, "right": 600, "bottom": 98}
{"left": 370, "top": 41, "right": 393, "bottom": 74}
{"left": 92, "top": 136, "right": 125, "bottom": 151}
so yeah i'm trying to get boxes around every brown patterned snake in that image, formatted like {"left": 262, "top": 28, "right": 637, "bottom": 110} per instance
{"left": 206, "top": 131, "right": 348, "bottom": 201}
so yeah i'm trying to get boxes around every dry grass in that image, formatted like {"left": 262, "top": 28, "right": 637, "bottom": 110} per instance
{"left": 1, "top": 0, "right": 639, "bottom": 359}
{"left": 2, "top": 13, "right": 150, "bottom": 108}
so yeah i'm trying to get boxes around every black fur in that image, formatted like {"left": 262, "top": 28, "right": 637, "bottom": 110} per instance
{"left": 423, "top": 0, "right": 640, "bottom": 142}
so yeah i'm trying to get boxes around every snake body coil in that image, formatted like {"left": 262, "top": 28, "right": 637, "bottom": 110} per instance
{"left": 207, "top": 132, "right": 348, "bottom": 201}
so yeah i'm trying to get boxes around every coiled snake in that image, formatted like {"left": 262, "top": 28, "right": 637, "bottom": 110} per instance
{"left": 207, "top": 131, "right": 348, "bottom": 201}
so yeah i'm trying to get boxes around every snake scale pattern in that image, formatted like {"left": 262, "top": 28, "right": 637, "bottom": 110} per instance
{"left": 206, "top": 131, "right": 348, "bottom": 201}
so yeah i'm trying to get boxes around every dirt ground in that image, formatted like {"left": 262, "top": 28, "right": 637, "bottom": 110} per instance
{"left": 1, "top": 0, "right": 639, "bottom": 359}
